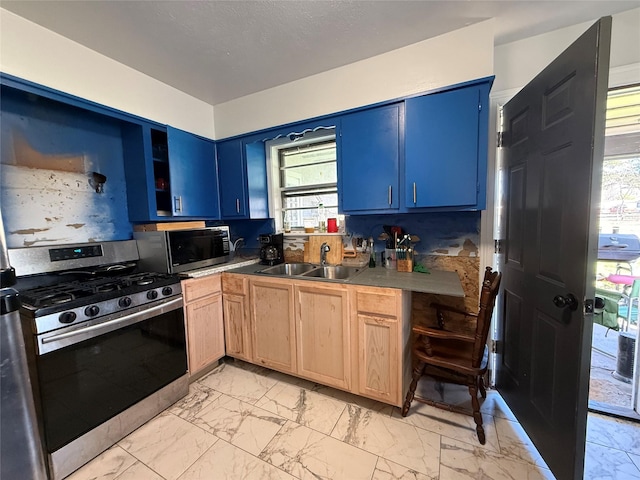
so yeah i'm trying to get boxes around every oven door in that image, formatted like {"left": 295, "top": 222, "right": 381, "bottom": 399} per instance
{"left": 35, "top": 298, "right": 187, "bottom": 454}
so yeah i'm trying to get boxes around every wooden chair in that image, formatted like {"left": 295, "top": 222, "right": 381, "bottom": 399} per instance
{"left": 401, "top": 266, "right": 502, "bottom": 444}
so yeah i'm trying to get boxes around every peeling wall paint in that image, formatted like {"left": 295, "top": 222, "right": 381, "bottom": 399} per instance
{"left": 1, "top": 87, "right": 132, "bottom": 248}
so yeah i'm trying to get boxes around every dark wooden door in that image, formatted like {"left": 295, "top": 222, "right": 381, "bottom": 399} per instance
{"left": 496, "top": 17, "right": 611, "bottom": 480}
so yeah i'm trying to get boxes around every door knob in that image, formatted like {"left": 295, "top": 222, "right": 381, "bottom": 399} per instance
{"left": 553, "top": 294, "right": 578, "bottom": 311}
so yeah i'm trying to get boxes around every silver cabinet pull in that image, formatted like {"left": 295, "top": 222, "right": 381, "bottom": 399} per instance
{"left": 413, "top": 182, "right": 417, "bottom": 204}
{"left": 174, "top": 196, "right": 182, "bottom": 213}
{"left": 236, "top": 198, "right": 240, "bottom": 213}
{"left": 388, "top": 185, "right": 392, "bottom": 206}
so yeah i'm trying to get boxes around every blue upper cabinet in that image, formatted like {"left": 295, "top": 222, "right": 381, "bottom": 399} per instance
{"left": 217, "top": 139, "right": 247, "bottom": 218}
{"left": 404, "top": 80, "right": 492, "bottom": 210}
{"left": 124, "top": 124, "right": 220, "bottom": 221}
{"left": 166, "top": 126, "right": 219, "bottom": 218}
{"left": 338, "top": 104, "right": 401, "bottom": 213}
{"left": 216, "top": 137, "right": 269, "bottom": 220}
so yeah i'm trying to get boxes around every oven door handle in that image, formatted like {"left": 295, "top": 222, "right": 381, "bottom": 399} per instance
{"left": 39, "top": 297, "right": 183, "bottom": 354}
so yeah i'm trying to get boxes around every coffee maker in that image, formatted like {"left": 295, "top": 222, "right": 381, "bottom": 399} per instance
{"left": 259, "top": 233, "right": 284, "bottom": 266}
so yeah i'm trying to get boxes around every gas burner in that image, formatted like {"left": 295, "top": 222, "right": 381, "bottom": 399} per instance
{"left": 95, "top": 283, "right": 119, "bottom": 293}
{"left": 134, "top": 277, "right": 154, "bottom": 286}
{"left": 40, "top": 292, "right": 75, "bottom": 307}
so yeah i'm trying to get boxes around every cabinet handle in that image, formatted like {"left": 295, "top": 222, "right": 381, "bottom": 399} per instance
{"left": 174, "top": 195, "right": 182, "bottom": 213}
{"left": 236, "top": 198, "right": 240, "bottom": 214}
{"left": 413, "top": 182, "right": 417, "bottom": 204}
{"left": 388, "top": 185, "right": 392, "bottom": 206}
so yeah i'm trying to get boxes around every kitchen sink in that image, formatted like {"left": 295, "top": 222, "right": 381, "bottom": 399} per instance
{"left": 300, "top": 265, "right": 362, "bottom": 280}
{"left": 257, "top": 263, "right": 317, "bottom": 276}
{"left": 257, "top": 263, "right": 364, "bottom": 281}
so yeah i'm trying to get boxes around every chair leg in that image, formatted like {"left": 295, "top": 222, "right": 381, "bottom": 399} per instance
{"left": 469, "top": 383, "right": 486, "bottom": 444}
{"left": 402, "top": 361, "right": 424, "bottom": 417}
{"left": 478, "top": 376, "right": 487, "bottom": 399}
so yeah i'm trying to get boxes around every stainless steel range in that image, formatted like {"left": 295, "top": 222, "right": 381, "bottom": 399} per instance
{"left": 10, "top": 241, "right": 188, "bottom": 480}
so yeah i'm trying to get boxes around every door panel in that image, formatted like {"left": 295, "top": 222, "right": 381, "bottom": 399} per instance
{"left": 496, "top": 17, "right": 611, "bottom": 480}
{"left": 217, "top": 139, "right": 247, "bottom": 218}
{"left": 295, "top": 283, "right": 349, "bottom": 389}
{"left": 167, "top": 126, "right": 219, "bottom": 218}
{"left": 339, "top": 104, "right": 400, "bottom": 212}
{"left": 250, "top": 279, "right": 296, "bottom": 374}
{"left": 405, "top": 86, "right": 480, "bottom": 208}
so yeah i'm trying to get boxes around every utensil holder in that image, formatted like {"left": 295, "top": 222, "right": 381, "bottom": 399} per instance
{"left": 397, "top": 259, "right": 413, "bottom": 272}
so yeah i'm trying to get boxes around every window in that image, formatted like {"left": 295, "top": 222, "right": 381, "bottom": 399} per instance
{"left": 267, "top": 128, "right": 339, "bottom": 232}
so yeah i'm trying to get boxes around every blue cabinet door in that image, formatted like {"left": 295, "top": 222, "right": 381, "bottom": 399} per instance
{"left": 167, "top": 126, "right": 220, "bottom": 218}
{"left": 404, "top": 85, "right": 483, "bottom": 209}
{"left": 338, "top": 104, "right": 400, "bottom": 213}
{"left": 217, "top": 139, "right": 247, "bottom": 218}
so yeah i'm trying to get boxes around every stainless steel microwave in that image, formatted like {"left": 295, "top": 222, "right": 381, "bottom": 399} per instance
{"left": 134, "top": 226, "right": 230, "bottom": 273}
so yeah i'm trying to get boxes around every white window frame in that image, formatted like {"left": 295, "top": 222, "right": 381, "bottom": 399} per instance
{"left": 266, "top": 127, "right": 337, "bottom": 232}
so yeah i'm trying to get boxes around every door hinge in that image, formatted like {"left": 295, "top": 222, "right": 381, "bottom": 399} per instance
{"left": 494, "top": 239, "right": 504, "bottom": 254}
{"left": 489, "top": 339, "right": 498, "bottom": 354}
{"left": 479, "top": 102, "right": 482, "bottom": 112}
{"left": 497, "top": 131, "right": 504, "bottom": 148}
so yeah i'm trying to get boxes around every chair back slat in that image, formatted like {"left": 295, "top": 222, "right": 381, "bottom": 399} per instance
{"left": 471, "top": 267, "right": 502, "bottom": 367}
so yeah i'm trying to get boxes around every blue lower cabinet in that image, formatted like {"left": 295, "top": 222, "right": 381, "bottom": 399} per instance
{"left": 404, "top": 80, "right": 491, "bottom": 210}
{"left": 338, "top": 104, "right": 401, "bottom": 213}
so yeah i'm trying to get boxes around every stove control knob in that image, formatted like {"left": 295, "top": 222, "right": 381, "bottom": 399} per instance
{"left": 162, "top": 287, "right": 173, "bottom": 296}
{"left": 84, "top": 305, "right": 100, "bottom": 317}
{"left": 119, "top": 297, "right": 132, "bottom": 308}
{"left": 59, "top": 311, "right": 77, "bottom": 324}
{"left": 147, "top": 290, "right": 158, "bottom": 300}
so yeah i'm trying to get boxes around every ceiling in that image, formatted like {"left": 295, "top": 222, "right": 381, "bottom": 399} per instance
{"left": 2, "top": 1, "right": 638, "bottom": 105}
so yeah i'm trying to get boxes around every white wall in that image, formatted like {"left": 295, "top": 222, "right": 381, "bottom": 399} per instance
{"left": 0, "top": 8, "right": 216, "bottom": 139}
{"left": 494, "top": 8, "right": 640, "bottom": 93}
{"left": 214, "top": 20, "right": 495, "bottom": 139}
{"left": 481, "top": 7, "right": 640, "bottom": 283}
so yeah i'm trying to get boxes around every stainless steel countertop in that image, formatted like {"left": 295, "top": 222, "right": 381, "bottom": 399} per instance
{"left": 217, "top": 262, "right": 464, "bottom": 297}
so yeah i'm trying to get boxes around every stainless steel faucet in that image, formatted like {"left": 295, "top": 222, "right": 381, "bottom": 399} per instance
{"left": 320, "top": 242, "right": 330, "bottom": 266}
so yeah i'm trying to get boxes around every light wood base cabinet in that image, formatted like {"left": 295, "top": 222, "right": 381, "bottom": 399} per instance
{"left": 219, "top": 273, "right": 410, "bottom": 407}
{"left": 295, "top": 282, "right": 350, "bottom": 390}
{"left": 222, "top": 273, "right": 252, "bottom": 362}
{"left": 249, "top": 277, "right": 296, "bottom": 374}
{"left": 182, "top": 275, "right": 225, "bottom": 378}
{"left": 350, "top": 286, "right": 411, "bottom": 406}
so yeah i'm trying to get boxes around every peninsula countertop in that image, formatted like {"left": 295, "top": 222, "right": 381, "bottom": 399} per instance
{"left": 206, "top": 261, "right": 464, "bottom": 297}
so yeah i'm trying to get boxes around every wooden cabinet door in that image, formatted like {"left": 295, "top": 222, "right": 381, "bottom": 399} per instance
{"left": 185, "top": 293, "right": 225, "bottom": 375}
{"left": 404, "top": 83, "right": 490, "bottom": 209}
{"left": 338, "top": 104, "right": 400, "bottom": 213}
{"left": 295, "top": 282, "right": 349, "bottom": 390}
{"left": 250, "top": 278, "right": 296, "bottom": 374}
{"left": 356, "top": 313, "right": 399, "bottom": 405}
{"left": 223, "top": 293, "right": 251, "bottom": 361}
{"left": 351, "top": 285, "right": 408, "bottom": 407}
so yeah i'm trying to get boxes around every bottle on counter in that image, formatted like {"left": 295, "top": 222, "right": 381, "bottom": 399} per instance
{"left": 317, "top": 203, "right": 326, "bottom": 232}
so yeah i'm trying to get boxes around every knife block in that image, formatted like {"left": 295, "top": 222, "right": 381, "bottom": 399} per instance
{"left": 397, "top": 259, "right": 413, "bottom": 272}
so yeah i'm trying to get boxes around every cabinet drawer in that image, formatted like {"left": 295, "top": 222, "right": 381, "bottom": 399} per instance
{"left": 355, "top": 288, "right": 398, "bottom": 317}
{"left": 222, "top": 273, "right": 247, "bottom": 295}
{"left": 182, "top": 275, "right": 222, "bottom": 303}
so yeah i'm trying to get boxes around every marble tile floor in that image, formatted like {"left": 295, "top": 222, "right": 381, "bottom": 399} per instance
{"left": 68, "top": 359, "right": 640, "bottom": 480}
